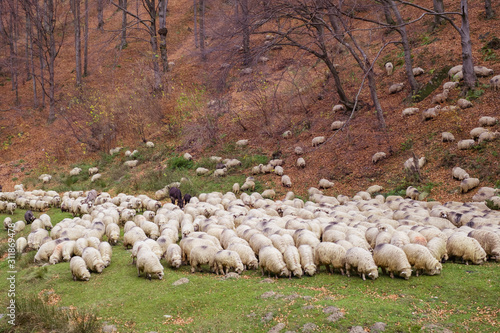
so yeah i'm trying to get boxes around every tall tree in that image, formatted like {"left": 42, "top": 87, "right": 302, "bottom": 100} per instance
{"left": 199, "top": 0, "right": 206, "bottom": 60}
{"left": 0, "top": 0, "right": 20, "bottom": 105}
{"left": 193, "top": 0, "right": 198, "bottom": 48}
{"left": 72, "top": 0, "right": 82, "bottom": 86}
{"left": 119, "top": 0, "right": 127, "bottom": 49}
{"left": 97, "top": 0, "right": 104, "bottom": 30}
{"left": 83, "top": 0, "right": 88, "bottom": 76}
{"left": 484, "top": 0, "right": 493, "bottom": 19}
{"left": 432, "top": 0, "right": 444, "bottom": 29}
{"left": 158, "top": 0, "right": 168, "bottom": 72}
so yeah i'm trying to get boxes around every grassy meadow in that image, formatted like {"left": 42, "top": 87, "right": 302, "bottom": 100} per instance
{"left": 0, "top": 209, "right": 499, "bottom": 333}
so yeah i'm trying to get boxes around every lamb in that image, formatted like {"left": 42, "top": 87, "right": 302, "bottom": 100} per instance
{"left": 318, "top": 179, "right": 334, "bottom": 189}
{"left": 412, "top": 67, "right": 425, "bottom": 76}
{"left": 457, "top": 139, "right": 475, "bottom": 150}
{"left": 227, "top": 243, "right": 259, "bottom": 270}
{"left": 82, "top": 247, "right": 105, "bottom": 273}
{"left": 136, "top": 247, "right": 164, "bottom": 279}
{"left": 281, "top": 175, "right": 292, "bottom": 188}
{"left": 212, "top": 250, "right": 244, "bottom": 275}
{"left": 88, "top": 167, "right": 99, "bottom": 175}
{"left": 406, "top": 186, "right": 420, "bottom": 200}
{"left": 344, "top": 247, "right": 379, "bottom": 280}
{"left": 105, "top": 223, "right": 120, "bottom": 245}
{"left": 385, "top": 62, "right": 394, "bottom": 76}
{"left": 258, "top": 246, "right": 290, "bottom": 278}
{"left": 373, "top": 243, "right": 412, "bottom": 279}
{"left": 70, "top": 167, "right": 82, "bottom": 176}
{"left": 91, "top": 174, "right": 102, "bottom": 182}
{"left": 431, "top": 89, "right": 449, "bottom": 104}
{"left": 332, "top": 104, "right": 346, "bottom": 113}
{"left": 402, "top": 107, "right": 419, "bottom": 117}
{"left": 312, "top": 136, "right": 326, "bottom": 147}
{"left": 478, "top": 131, "right": 500, "bottom": 143}
{"left": 467, "top": 230, "right": 500, "bottom": 261}
{"left": 452, "top": 167, "right": 469, "bottom": 180}
{"left": 446, "top": 232, "right": 487, "bottom": 265}
{"left": 189, "top": 244, "right": 219, "bottom": 273}
{"left": 490, "top": 75, "right": 500, "bottom": 90}
{"left": 473, "top": 65, "right": 494, "bottom": 77}
{"left": 165, "top": 243, "right": 182, "bottom": 268}
{"left": 183, "top": 194, "right": 192, "bottom": 206}
{"left": 441, "top": 132, "right": 455, "bottom": 142}
{"left": 124, "top": 160, "right": 139, "bottom": 168}
{"left": 457, "top": 98, "right": 472, "bottom": 109}
{"left": 460, "top": 178, "right": 480, "bottom": 193}
{"left": 70, "top": 256, "right": 91, "bottom": 281}
{"left": 314, "top": 242, "right": 346, "bottom": 275}
{"left": 3, "top": 217, "right": 12, "bottom": 230}
{"left": 283, "top": 245, "right": 303, "bottom": 278}
{"left": 372, "top": 152, "right": 387, "bottom": 164}
{"left": 389, "top": 83, "right": 404, "bottom": 94}
{"left": 331, "top": 121, "right": 345, "bottom": 131}
{"left": 297, "top": 245, "right": 316, "bottom": 276}
{"left": 403, "top": 244, "right": 442, "bottom": 276}
{"left": 296, "top": 157, "right": 306, "bottom": 168}
{"left": 169, "top": 187, "right": 183, "bottom": 208}
{"left": 16, "top": 237, "right": 28, "bottom": 254}
{"left": 99, "top": 241, "right": 113, "bottom": 267}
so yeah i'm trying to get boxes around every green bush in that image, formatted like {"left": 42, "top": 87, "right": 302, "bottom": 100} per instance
{"left": 168, "top": 156, "right": 194, "bottom": 170}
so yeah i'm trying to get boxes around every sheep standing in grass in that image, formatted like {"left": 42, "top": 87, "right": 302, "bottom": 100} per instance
{"left": 426, "top": 237, "right": 448, "bottom": 262}
{"left": 123, "top": 227, "right": 147, "bottom": 249}
{"left": 166, "top": 244, "right": 182, "bottom": 268}
{"left": 467, "top": 230, "right": 500, "bottom": 261}
{"left": 385, "top": 62, "right": 394, "bottom": 75}
{"left": 446, "top": 232, "right": 487, "bottom": 265}
{"left": 91, "top": 174, "right": 102, "bottom": 182}
{"left": 259, "top": 246, "right": 290, "bottom": 278}
{"left": 442, "top": 132, "right": 455, "bottom": 142}
{"left": 457, "top": 99, "right": 473, "bottom": 109}
{"left": 99, "top": 241, "right": 112, "bottom": 267}
{"left": 70, "top": 256, "right": 91, "bottom": 281}
{"left": 457, "top": 139, "right": 475, "bottom": 150}
{"left": 344, "top": 247, "right": 379, "bottom": 281}
{"left": 403, "top": 244, "right": 442, "bottom": 276}
{"left": 452, "top": 167, "right": 469, "bottom": 180}
{"left": 470, "top": 127, "right": 488, "bottom": 139}
{"left": 136, "top": 247, "right": 164, "bottom": 280}
{"left": 281, "top": 175, "right": 292, "bottom": 188}
{"left": 298, "top": 245, "right": 316, "bottom": 276}
{"left": 62, "top": 241, "right": 76, "bottom": 261}
{"left": 373, "top": 244, "right": 412, "bottom": 279}
{"left": 460, "top": 178, "right": 480, "bottom": 193}
{"left": 70, "top": 167, "right": 82, "bottom": 176}
{"left": 431, "top": 89, "right": 449, "bottom": 104}
{"left": 213, "top": 250, "right": 244, "bottom": 275}
{"left": 406, "top": 186, "right": 420, "bottom": 200}
{"left": 389, "top": 83, "right": 404, "bottom": 94}
{"left": 82, "top": 247, "right": 105, "bottom": 273}
{"left": 314, "top": 242, "right": 346, "bottom": 275}
{"left": 283, "top": 245, "right": 303, "bottom": 278}
{"left": 105, "top": 223, "right": 120, "bottom": 245}
{"left": 88, "top": 167, "right": 99, "bottom": 175}
{"left": 16, "top": 237, "right": 28, "bottom": 254}
{"left": 478, "top": 131, "right": 500, "bottom": 143}
{"left": 227, "top": 243, "right": 259, "bottom": 270}
{"left": 190, "top": 245, "right": 218, "bottom": 273}
{"left": 318, "top": 179, "right": 334, "bottom": 189}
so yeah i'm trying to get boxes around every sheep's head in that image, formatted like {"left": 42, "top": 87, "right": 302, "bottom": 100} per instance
{"left": 304, "top": 265, "right": 316, "bottom": 276}
{"left": 400, "top": 268, "right": 412, "bottom": 280}
{"left": 95, "top": 263, "right": 105, "bottom": 273}
{"left": 368, "top": 268, "right": 379, "bottom": 280}
{"left": 156, "top": 270, "right": 164, "bottom": 280}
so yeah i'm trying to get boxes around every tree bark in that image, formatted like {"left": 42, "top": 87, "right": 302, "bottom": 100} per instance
{"left": 158, "top": 0, "right": 168, "bottom": 72}
{"left": 380, "top": 1, "right": 395, "bottom": 25}
{"left": 432, "top": 0, "right": 444, "bottom": 29}
{"left": 193, "top": 0, "right": 198, "bottom": 48}
{"left": 144, "top": 0, "right": 161, "bottom": 90}
{"left": 9, "top": 5, "right": 19, "bottom": 105}
{"left": 97, "top": 0, "right": 104, "bottom": 30}
{"left": 199, "top": 0, "right": 206, "bottom": 60}
{"left": 240, "top": 0, "right": 250, "bottom": 65}
{"left": 47, "top": 0, "right": 57, "bottom": 123}
{"left": 84, "top": 0, "right": 88, "bottom": 76}
{"left": 120, "top": 0, "right": 127, "bottom": 49}
{"left": 459, "top": 0, "right": 476, "bottom": 92}
{"left": 26, "top": 11, "right": 38, "bottom": 107}
{"left": 72, "top": 0, "right": 82, "bottom": 86}
{"left": 484, "top": 0, "right": 493, "bottom": 19}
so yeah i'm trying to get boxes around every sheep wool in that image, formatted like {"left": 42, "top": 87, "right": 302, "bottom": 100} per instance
{"left": 446, "top": 232, "right": 487, "bottom": 265}
{"left": 478, "top": 116, "right": 498, "bottom": 127}
{"left": 402, "top": 107, "right": 419, "bottom": 116}
{"left": 318, "top": 179, "right": 334, "bottom": 189}
{"left": 478, "top": 131, "right": 500, "bottom": 143}
{"left": 426, "top": 237, "right": 448, "bottom": 262}
{"left": 457, "top": 139, "right": 475, "bottom": 150}
{"left": 448, "top": 65, "right": 463, "bottom": 78}
{"left": 385, "top": 62, "right": 394, "bottom": 76}
{"left": 227, "top": 243, "right": 259, "bottom": 270}
{"left": 281, "top": 175, "right": 292, "bottom": 188}
{"left": 296, "top": 157, "right": 306, "bottom": 168}
{"left": 457, "top": 99, "right": 472, "bottom": 109}
{"left": 470, "top": 127, "right": 488, "bottom": 139}
{"left": 330, "top": 121, "right": 345, "bottom": 131}
{"left": 344, "top": 247, "right": 379, "bottom": 280}
{"left": 372, "top": 152, "right": 387, "bottom": 164}
{"left": 403, "top": 244, "right": 442, "bottom": 276}
{"left": 294, "top": 146, "right": 304, "bottom": 155}
{"left": 460, "top": 178, "right": 480, "bottom": 193}
{"left": 258, "top": 246, "right": 290, "bottom": 278}
{"left": 406, "top": 186, "right": 420, "bottom": 200}
{"left": 373, "top": 243, "right": 412, "bottom": 279}
{"left": 314, "top": 242, "right": 346, "bottom": 275}
{"left": 312, "top": 136, "right": 326, "bottom": 147}
{"left": 298, "top": 244, "right": 316, "bottom": 276}
{"left": 467, "top": 230, "right": 500, "bottom": 261}
{"left": 91, "top": 174, "right": 102, "bottom": 182}
{"left": 212, "top": 250, "right": 244, "bottom": 275}
{"left": 16, "top": 237, "right": 28, "bottom": 254}
{"left": 389, "top": 83, "right": 404, "bottom": 94}
{"left": 189, "top": 244, "right": 219, "bottom": 273}
{"left": 166, "top": 243, "right": 182, "bottom": 268}
{"left": 82, "top": 247, "right": 105, "bottom": 273}
{"left": 443, "top": 81, "right": 459, "bottom": 90}
{"left": 332, "top": 104, "right": 346, "bottom": 113}
{"left": 70, "top": 256, "right": 91, "bottom": 281}
{"left": 452, "top": 167, "right": 469, "bottom": 180}
{"left": 441, "top": 132, "right": 455, "bottom": 142}
{"left": 490, "top": 75, "right": 500, "bottom": 90}
{"left": 283, "top": 245, "right": 303, "bottom": 278}
{"left": 99, "top": 241, "right": 112, "bottom": 267}
{"left": 473, "top": 66, "right": 494, "bottom": 77}
{"left": 136, "top": 247, "right": 164, "bottom": 279}
{"left": 412, "top": 67, "right": 425, "bottom": 76}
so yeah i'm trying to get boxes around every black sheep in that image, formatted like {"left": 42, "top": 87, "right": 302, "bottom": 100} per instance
{"left": 169, "top": 187, "right": 183, "bottom": 208}
{"left": 183, "top": 194, "right": 192, "bottom": 206}
{"left": 25, "top": 210, "right": 35, "bottom": 224}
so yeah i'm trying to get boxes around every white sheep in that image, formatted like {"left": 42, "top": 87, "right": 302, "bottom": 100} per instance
{"left": 402, "top": 107, "right": 419, "bottom": 116}
{"left": 457, "top": 139, "right": 475, "bottom": 150}
{"left": 332, "top": 104, "right": 346, "bottom": 113}
{"left": 385, "top": 62, "right": 394, "bottom": 76}
{"left": 294, "top": 146, "right": 304, "bottom": 155}
{"left": 344, "top": 247, "right": 379, "bottom": 281}
{"left": 478, "top": 131, "right": 500, "bottom": 143}
{"left": 372, "top": 152, "right": 387, "bottom": 164}
{"left": 236, "top": 139, "right": 249, "bottom": 147}
{"left": 166, "top": 243, "right": 182, "bottom": 268}
{"left": 16, "top": 237, "right": 27, "bottom": 254}
{"left": 124, "top": 160, "right": 139, "bottom": 168}
{"left": 6, "top": 203, "right": 17, "bottom": 215}
{"left": 460, "top": 178, "right": 480, "bottom": 193}
{"left": 99, "top": 241, "right": 112, "bottom": 267}
{"left": 105, "top": 223, "right": 120, "bottom": 245}
{"left": 314, "top": 242, "right": 346, "bottom": 275}
{"left": 282, "top": 130, "right": 292, "bottom": 138}
{"left": 62, "top": 241, "right": 76, "bottom": 261}
{"left": 91, "top": 174, "right": 102, "bottom": 182}
{"left": 109, "top": 147, "right": 122, "bottom": 155}
{"left": 312, "top": 136, "right": 326, "bottom": 147}
{"left": 446, "top": 232, "right": 487, "bottom": 265}
{"left": 136, "top": 247, "right": 164, "bottom": 279}
{"left": 406, "top": 186, "right": 420, "bottom": 200}
{"left": 262, "top": 189, "right": 276, "bottom": 200}
{"left": 389, "top": 83, "right": 404, "bottom": 94}
{"left": 213, "top": 250, "right": 244, "bottom": 275}
{"left": 27, "top": 229, "right": 50, "bottom": 250}
{"left": 281, "top": 175, "right": 292, "bottom": 188}
{"left": 88, "top": 167, "right": 99, "bottom": 175}
{"left": 473, "top": 65, "right": 494, "bottom": 77}
{"left": 467, "top": 230, "right": 500, "bottom": 261}
{"left": 441, "top": 132, "right": 455, "bottom": 142}
{"left": 373, "top": 243, "right": 412, "bottom": 279}
{"left": 470, "top": 127, "right": 488, "bottom": 139}
{"left": 330, "top": 121, "right": 345, "bottom": 131}
{"left": 318, "top": 179, "right": 334, "bottom": 189}
{"left": 490, "top": 75, "right": 500, "bottom": 90}
{"left": 70, "top": 256, "right": 91, "bottom": 281}
{"left": 478, "top": 116, "right": 497, "bottom": 126}
{"left": 82, "top": 247, "right": 105, "bottom": 273}
{"left": 123, "top": 227, "right": 148, "bottom": 248}
{"left": 448, "top": 65, "right": 463, "bottom": 78}
{"left": 443, "top": 81, "right": 459, "bottom": 90}
{"left": 422, "top": 106, "right": 440, "bottom": 120}
{"left": 213, "top": 168, "right": 227, "bottom": 177}
{"left": 471, "top": 187, "right": 499, "bottom": 202}
{"left": 457, "top": 98, "right": 472, "bottom": 109}
{"left": 13, "top": 220, "right": 25, "bottom": 233}
{"left": 227, "top": 243, "right": 258, "bottom": 270}
{"left": 426, "top": 237, "right": 448, "bottom": 262}
{"left": 294, "top": 157, "right": 305, "bottom": 169}
{"left": 146, "top": 141, "right": 155, "bottom": 148}
{"left": 297, "top": 244, "right": 316, "bottom": 276}
{"left": 403, "top": 244, "right": 442, "bottom": 276}
{"left": 258, "top": 246, "right": 290, "bottom": 278}
{"left": 241, "top": 180, "right": 255, "bottom": 191}
{"left": 452, "top": 167, "right": 469, "bottom": 180}
{"left": 196, "top": 167, "right": 210, "bottom": 176}
{"left": 232, "top": 183, "right": 240, "bottom": 194}
{"left": 412, "top": 67, "right": 425, "bottom": 76}
{"left": 431, "top": 89, "right": 449, "bottom": 104}
{"left": 189, "top": 244, "right": 219, "bottom": 273}
{"left": 404, "top": 156, "right": 426, "bottom": 170}
{"left": 183, "top": 153, "right": 193, "bottom": 160}
{"left": 70, "top": 167, "right": 82, "bottom": 176}
{"left": 49, "top": 242, "right": 67, "bottom": 265}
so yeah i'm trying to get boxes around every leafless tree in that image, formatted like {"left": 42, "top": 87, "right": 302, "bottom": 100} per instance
{"left": 193, "top": 0, "right": 198, "bottom": 48}
{"left": 71, "top": 0, "right": 82, "bottom": 86}
{"left": 0, "top": 0, "right": 20, "bottom": 105}
{"left": 432, "top": 0, "right": 444, "bottom": 29}
{"left": 119, "top": 0, "right": 127, "bottom": 49}
{"left": 83, "top": 0, "right": 88, "bottom": 76}
{"left": 484, "top": 0, "right": 493, "bottom": 19}
{"left": 158, "top": 0, "right": 168, "bottom": 72}
{"left": 97, "top": 0, "right": 104, "bottom": 30}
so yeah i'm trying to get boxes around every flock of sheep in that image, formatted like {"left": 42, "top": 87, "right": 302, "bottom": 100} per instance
{"left": 3, "top": 177, "right": 500, "bottom": 282}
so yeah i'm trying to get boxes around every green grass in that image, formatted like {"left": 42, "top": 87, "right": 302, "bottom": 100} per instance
{"left": 1, "top": 209, "right": 500, "bottom": 332}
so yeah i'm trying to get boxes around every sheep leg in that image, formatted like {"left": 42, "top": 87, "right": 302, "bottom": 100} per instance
{"left": 261, "top": 267, "right": 265, "bottom": 277}
{"left": 389, "top": 271, "right": 394, "bottom": 279}
{"left": 340, "top": 268, "right": 345, "bottom": 276}
{"left": 362, "top": 273, "right": 366, "bottom": 281}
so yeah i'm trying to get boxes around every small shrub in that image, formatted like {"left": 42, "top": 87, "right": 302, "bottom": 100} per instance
{"left": 168, "top": 156, "right": 194, "bottom": 170}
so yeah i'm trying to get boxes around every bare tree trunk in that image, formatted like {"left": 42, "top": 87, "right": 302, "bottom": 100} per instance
{"left": 459, "top": 0, "right": 476, "bottom": 92}
{"left": 9, "top": 7, "right": 19, "bottom": 105}
{"left": 193, "top": 0, "right": 198, "bottom": 48}
{"left": 25, "top": 12, "right": 31, "bottom": 81}
{"left": 37, "top": 25, "right": 45, "bottom": 107}
{"left": 72, "top": 0, "right": 82, "bottom": 86}
{"left": 144, "top": 0, "right": 161, "bottom": 90}
{"left": 47, "top": 0, "right": 57, "bottom": 123}
{"left": 240, "top": 0, "right": 250, "bottom": 65}
{"left": 26, "top": 11, "right": 38, "bottom": 107}
{"left": 432, "top": 0, "right": 444, "bottom": 29}
{"left": 485, "top": 0, "right": 493, "bottom": 19}
{"left": 158, "top": 0, "right": 168, "bottom": 72}
{"left": 120, "top": 0, "right": 127, "bottom": 49}
{"left": 380, "top": 1, "right": 395, "bottom": 25}
{"left": 199, "top": 0, "right": 206, "bottom": 60}
{"left": 84, "top": 0, "right": 88, "bottom": 76}
{"left": 387, "top": 0, "right": 418, "bottom": 94}
{"left": 97, "top": 0, "right": 104, "bottom": 30}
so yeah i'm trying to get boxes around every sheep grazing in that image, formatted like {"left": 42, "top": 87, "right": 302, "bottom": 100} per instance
{"left": 472, "top": 187, "right": 498, "bottom": 202}
{"left": 470, "top": 127, "right": 488, "bottom": 139}
{"left": 460, "top": 178, "right": 480, "bottom": 193}
{"left": 91, "top": 173, "right": 102, "bottom": 182}
{"left": 431, "top": 89, "right": 449, "bottom": 104}
{"left": 443, "top": 81, "right": 459, "bottom": 90}
{"left": 262, "top": 189, "right": 276, "bottom": 200}
{"left": 294, "top": 147, "right": 304, "bottom": 155}
{"left": 402, "top": 107, "right": 419, "bottom": 117}
{"left": 169, "top": 187, "right": 183, "bottom": 208}
{"left": 330, "top": 121, "right": 345, "bottom": 131}
{"left": 473, "top": 66, "right": 494, "bottom": 77}
{"left": 183, "top": 152, "right": 193, "bottom": 161}
{"left": 213, "top": 250, "right": 244, "bottom": 275}
{"left": 452, "top": 167, "right": 469, "bottom": 180}
{"left": 318, "top": 179, "right": 334, "bottom": 189}
{"left": 467, "top": 230, "right": 500, "bottom": 261}
{"left": 448, "top": 65, "right": 463, "bottom": 78}
{"left": 236, "top": 139, "right": 249, "bottom": 147}
{"left": 388, "top": 83, "right": 404, "bottom": 94}
{"left": 99, "top": 242, "right": 113, "bottom": 267}
{"left": 490, "top": 75, "right": 500, "bottom": 90}
{"left": 406, "top": 186, "right": 420, "bottom": 200}
{"left": 402, "top": 244, "right": 442, "bottom": 276}
{"left": 373, "top": 244, "right": 412, "bottom": 279}
{"left": 372, "top": 152, "right": 387, "bottom": 164}
{"left": 213, "top": 168, "right": 227, "bottom": 177}
{"left": 82, "top": 247, "right": 105, "bottom": 273}
{"left": 282, "top": 130, "right": 292, "bottom": 139}
{"left": 457, "top": 139, "right": 475, "bottom": 150}
{"left": 412, "top": 67, "right": 425, "bottom": 76}
{"left": 297, "top": 245, "right": 316, "bottom": 276}
{"left": 70, "top": 256, "right": 91, "bottom": 281}
{"left": 16, "top": 237, "right": 28, "bottom": 254}
{"left": 314, "top": 242, "right": 346, "bottom": 275}
{"left": 281, "top": 175, "right": 292, "bottom": 188}
{"left": 426, "top": 237, "right": 448, "bottom": 262}
{"left": 332, "top": 104, "right": 346, "bottom": 113}
{"left": 165, "top": 244, "right": 182, "bottom": 268}
{"left": 385, "top": 62, "right": 394, "bottom": 76}
{"left": 259, "top": 246, "right": 290, "bottom": 278}
{"left": 441, "top": 132, "right": 455, "bottom": 142}
{"left": 478, "top": 116, "right": 498, "bottom": 126}
{"left": 296, "top": 157, "right": 306, "bottom": 168}
{"left": 146, "top": 141, "right": 155, "bottom": 148}
{"left": 183, "top": 194, "right": 192, "bottom": 206}
{"left": 88, "top": 167, "right": 99, "bottom": 176}
{"left": 446, "top": 232, "right": 487, "bottom": 265}
{"left": 189, "top": 245, "right": 219, "bottom": 273}
{"left": 457, "top": 99, "right": 472, "bottom": 109}
{"left": 24, "top": 210, "right": 35, "bottom": 224}
{"left": 196, "top": 167, "right": 210, "bottom": 176}
{"left": 344, "top": 247, "right": 378, "bottom": 281}
{"left": 422, "top": 106, "right": 440, "bottom": 120}
{"left": 136, "top": 247, "right": 164, "bottom": 279}
{"left": 70, "top": 167, "right": 82, "bottom": 176}
{"left": 478, "top": 131, "right": 500, "bottom": 144}
{"left": 312, "top": 136, "right": 326, "bottom": 147}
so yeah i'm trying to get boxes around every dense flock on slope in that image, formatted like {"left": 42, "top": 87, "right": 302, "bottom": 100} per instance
{"left": 3, "top": 174, "right": 500, "bottom": 282}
